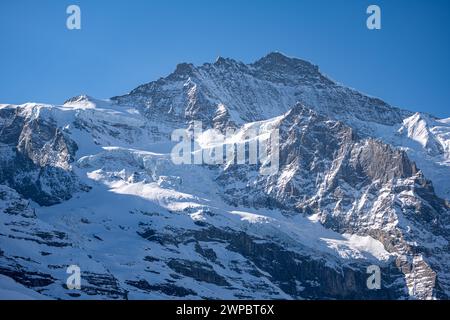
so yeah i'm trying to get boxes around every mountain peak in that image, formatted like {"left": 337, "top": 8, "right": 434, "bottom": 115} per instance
{"left": 63, "top": 94, "right": 92, "bottom": 105}
{"left": 252, "top": 52, "right": 319, "bottom": 74}
{"left": 261, "top": 51, "right": 291, "bottom": 60}
{"left": 169, "top": 62, "right": 196, "bottom": 79}
{"left": 214, "top": 56, "right": 229, "bottom": 64}
{"left": 214, "top": 56, "right": 244, "bottom": 69}
{"left": 63, "top": 94, "right": 111, "bottom": 109}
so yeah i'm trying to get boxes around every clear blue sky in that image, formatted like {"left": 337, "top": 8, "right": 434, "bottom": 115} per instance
{"left": 1, "top": 0, "right": 449, "bottom": 118}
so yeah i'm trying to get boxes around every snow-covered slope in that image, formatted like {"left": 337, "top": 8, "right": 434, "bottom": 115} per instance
{"left": 111, "top": 52, "right": 450, "bottom": 199}
{"left": 1, "top": 53, "right": 449, "bottom": 300}
{"left": 0, "top": 275, "right": 51, "bottom": 300}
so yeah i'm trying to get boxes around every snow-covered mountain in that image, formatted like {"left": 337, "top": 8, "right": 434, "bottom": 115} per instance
{"left": 1, "top": 52, "right": 449, "bottom": 300}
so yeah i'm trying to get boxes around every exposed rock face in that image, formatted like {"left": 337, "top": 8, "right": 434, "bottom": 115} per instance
{"left": 180, "top": 226, "right": 407, "bottom": 299}
{"left": 0, "top": 106, "right": 86, "bottom": 206}
{"left": 0, "top": 184, "right": 36, "bottom": 219}
{"left": 217, "top": 104, "right": 450, "bottom": 299}
{"left": 1, "top": 53, "right": 449, "bottom": 300}
{"left": 112, "top": 52, "right": 409, "bottom": 129}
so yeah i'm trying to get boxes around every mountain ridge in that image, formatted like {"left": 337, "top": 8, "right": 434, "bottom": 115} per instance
{"left": 1, "top": 52, "right": 449, "bottom": 300}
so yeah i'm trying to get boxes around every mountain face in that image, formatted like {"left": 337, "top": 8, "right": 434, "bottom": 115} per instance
{"left": 112, "top": 52, "right": 408, "bottom": 128}
{"left": 1, "top": 52, "right": 449, "bottom": 300}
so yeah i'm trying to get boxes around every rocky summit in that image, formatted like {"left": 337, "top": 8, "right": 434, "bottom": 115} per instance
{"left": 1, "top": 52, "right": 449, "bottom": 300}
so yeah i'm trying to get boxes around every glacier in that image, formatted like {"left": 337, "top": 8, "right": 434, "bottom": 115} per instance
{"left": 1, "top": 52, "right": 449, "bottom": 300}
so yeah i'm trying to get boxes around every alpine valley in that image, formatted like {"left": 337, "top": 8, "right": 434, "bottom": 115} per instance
{"left": 1, "top": 52, "right": 449, "bottom": 300}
